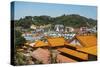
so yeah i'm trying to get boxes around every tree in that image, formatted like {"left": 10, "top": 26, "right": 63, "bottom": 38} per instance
{"left": 15, "top": 52, "right": 26, "bottom": 65}
{"left": 14, "top": 30, "right": 26, "bottom": 47}
{"left": 15, "top": 37, "right": 26, "bottom": 47}
{"left": 14, "top": 30, "right": 22, "bottom": 38}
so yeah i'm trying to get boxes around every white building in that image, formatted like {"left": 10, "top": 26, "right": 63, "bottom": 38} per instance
{"left": 65, "top": 27, "right": 74, "bottom": 33}
{"left": 30, "top": 25, "right": 37, "bottom": 29}
{"left": 54, "top": 24, "right": 64, "bottom": 32}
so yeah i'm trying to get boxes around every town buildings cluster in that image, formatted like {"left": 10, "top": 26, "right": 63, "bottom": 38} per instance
{"left": 21, "top": 24, "right": 97, "bottom": 41}
{"left": 16, "top": 23, "right": 97, "bottom": 64}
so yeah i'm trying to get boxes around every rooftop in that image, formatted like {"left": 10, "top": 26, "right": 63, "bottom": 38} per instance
{"left": 56, "top": 54, "right": 77, "bottom": 63}
{"left": 47, "top": 37, "right": 67, "bottom": 47}
{"left": 76, "top": 35, "right": 97, "bottom": 47}
{"left": 57, "top": 48, "right": 88, "bottom": 60}
{"left": 33, "top": 40, "right": 48, "bottom": 47}
{"left": 77, "top": 46, "right": 97, "bottom": 55}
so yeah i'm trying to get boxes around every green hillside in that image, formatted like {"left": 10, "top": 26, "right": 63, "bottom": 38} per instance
{"left": 14, "top": 14, "right": 97, "bottom": 28}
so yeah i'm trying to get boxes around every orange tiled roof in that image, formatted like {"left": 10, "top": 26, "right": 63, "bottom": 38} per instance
{"left": 76, "top": 35, "right": 97, "bottom": 47}
{"left": 56, "top": 54, "right": 77, "bottom": 63}
{"left": 47, "top": 37, "right": 67, "bottom": 47}
{"left": 77, "top": 46, "right": 97, "bottom": 55}
{"left": 34, "top": 40, "right": 48, "bottom": 47}
{"left": 57, "top": 48, "right": 88, "bottom": 60}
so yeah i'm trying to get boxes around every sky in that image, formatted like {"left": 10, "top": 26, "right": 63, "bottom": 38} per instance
{"left": 12, "top": 1, "right": 97, "bottom": 20}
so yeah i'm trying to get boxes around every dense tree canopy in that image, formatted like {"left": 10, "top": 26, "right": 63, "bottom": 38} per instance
{"left": 14, "top": 30, "right": 26, "bottom": 47}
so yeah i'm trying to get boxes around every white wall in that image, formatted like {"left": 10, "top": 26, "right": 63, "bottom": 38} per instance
{"left": 70, "top": 39, "right": 81, "bottom": 46}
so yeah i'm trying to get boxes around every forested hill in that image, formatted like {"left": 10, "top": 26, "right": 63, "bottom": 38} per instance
{"left": 14, "top": 14, "right": 97, "bottom": 28}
